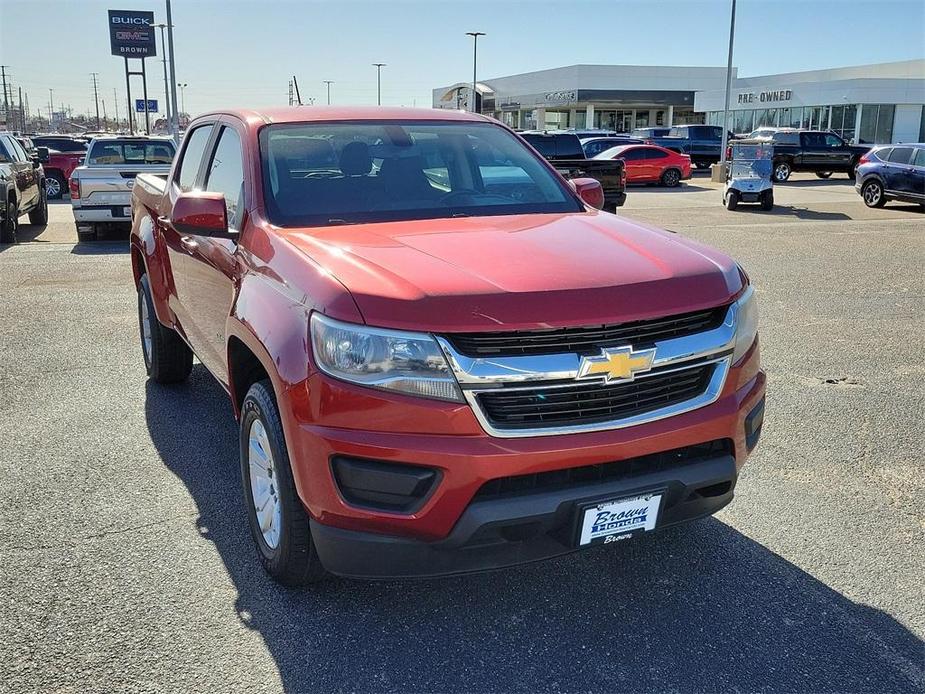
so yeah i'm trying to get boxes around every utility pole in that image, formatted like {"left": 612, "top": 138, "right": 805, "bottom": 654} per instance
{"left": 48, "top": 88, "right": 54, "bottom": 129}
{"left": 102, "top": 99, "right": 108, "bottom": 130}
{"left": 323, "top": 80, "right": 334, "bottom": 105}
{"left": 372, "top": 63, "right": 386, "bottom": 105}
{"left": 166, "top": 0, "right": 180, "bottom": 140}
{"left": 0, "top": 66, "right": 9, "bottom": 128}
{"left": 113, "top": 89, "right": 120, "bottom": 131}
{"left": 19, "top": 87, "right": 24, "bottom": 132}
{"left": 154, "top": 23, "right": 172, "bottom": 123}
{"left": 288, "top": 79, "right": 293, "bottom": 106}
{"left": 465, "top": 32, "right": 485, "bottom": 113}
{"left": 90, "top": 73, "right": 101, "bottom": 130}
{"left": 718, "top": 0, "right": 736, "bottom": 173}
{"left": 292, "top": 76, "right": 302, "bottom": 106}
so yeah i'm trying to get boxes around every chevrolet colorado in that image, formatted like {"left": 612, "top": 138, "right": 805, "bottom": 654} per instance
{"left": 130, "top": 107, "right": 765, "bottom": 585}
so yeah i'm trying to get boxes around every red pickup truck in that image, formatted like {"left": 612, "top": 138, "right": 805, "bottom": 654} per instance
{"left": 130, "top": 107, "right": 765, "bottom": 585}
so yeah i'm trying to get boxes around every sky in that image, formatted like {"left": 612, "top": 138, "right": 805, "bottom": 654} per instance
{"left": 1, "top": 0, "right": 923, "bottom": 120}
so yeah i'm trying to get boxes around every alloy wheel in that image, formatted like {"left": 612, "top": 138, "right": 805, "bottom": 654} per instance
{"left": 863, "top": 182, "right": 882, "bottom": 206}
{"left": 46, "top": 177, "right": 61, "bottom": 199}
{"left": 248, "top": 418, "right": 282, "bottom": 549}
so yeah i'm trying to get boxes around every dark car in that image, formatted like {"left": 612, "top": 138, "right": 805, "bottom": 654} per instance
{"left": 31, "top": 136, "right": 88, "bottom": 153}
{"left": 0, "top": 132, "right": 48, "bottom": 243}
{"left": 762, "top": 130, "right": 870, "bottom": 181}
{"left": 645, "top": 125, "right": 732, "bottom": 169}
{"left": 855, "top": 143, "right": 925, "bottom": 208}
{"left": 580, "top": 136, "right": 646, "bottom": 158}
{"left": 631, "top": 127, "right": 671, "bottom": 139}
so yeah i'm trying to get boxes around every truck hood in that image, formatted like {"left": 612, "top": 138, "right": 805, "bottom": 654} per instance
{"left": 283, "top": 212, "right": 743, "bottom": 332}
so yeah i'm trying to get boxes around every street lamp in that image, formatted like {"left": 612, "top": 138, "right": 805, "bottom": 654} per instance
{"left": 153, "top": 23, "right": 172, "bottom": 125}
{"left": 177, "top": 82, "right": 188, "bottom": 115}
{"left": 323, "top": 80, "right": 334, "bottom": 105}
{"left": 718, "top": 0, "right": 736, "bottom": 171}
{"left": 465, "top": 32, "right": 485, "bottom": 113}
{"left": 372, "top": 63, "right": 385, "bottom": 106}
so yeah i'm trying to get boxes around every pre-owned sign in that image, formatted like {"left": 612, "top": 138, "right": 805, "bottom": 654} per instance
{"left": 737, "top": 89, "right": 792, "bottom": 104}
{"left": 108, "top": 10, "right": 157, "bottom": 57}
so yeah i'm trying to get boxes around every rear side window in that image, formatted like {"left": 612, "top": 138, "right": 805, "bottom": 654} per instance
{"left": 87, "top": 140, "right": 175, "bottom": 165}
{"left": 886, "top": 147, "right": 913, "bottom": 164}
{"left": 773, "top": 132, "right": 800, "bottom": 145}
{"left": 552, "top": 135, "right": 583, "bottom": 158}
{"left": 645, "top": 149, "right": 669, "bottom": 159}
{"left": 176, "top": 125, "right": 214, "bottom": 191}
{"left": 0, "top": 136, "right": 14, "bottom": 162}
{"left": 621, "top": 148, "right": 647, "bottom": 161}
{"left": 874, "top": 147, "right": 892, "bottom": 161}
{"left": 913, "top": 148, "right": 925, "bottom": 167}
{"left": 204, "top": 127, "right": 245, "bottom": 229}
{"left": 7, "top": 136, "right": 28, "bottom": 162}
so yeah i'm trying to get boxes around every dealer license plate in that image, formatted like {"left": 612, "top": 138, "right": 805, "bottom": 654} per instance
{"left": 122, "top": 206, "right": 132, "bottom": 217}
{"left": 578, "top": 493, "right": 662, "bottom": 546}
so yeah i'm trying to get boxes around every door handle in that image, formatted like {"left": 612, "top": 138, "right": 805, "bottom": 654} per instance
{"left": 180, "top": 235, "right": 198, "bottom": 253}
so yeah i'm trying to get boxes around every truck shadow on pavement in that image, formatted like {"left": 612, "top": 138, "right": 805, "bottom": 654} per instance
{"left": 144, "top": 368, "right": 924, "bottom": 694}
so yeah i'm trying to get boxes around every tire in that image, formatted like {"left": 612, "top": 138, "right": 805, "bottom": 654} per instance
{"left": 28, "top": 187, "right": 48, "bottom": 225}
{"left": 815, "top": 172, "right": 832, "bottom": 179}
{"left": 1, "top": 198, "right": 17, "bottom": 244}
{"left": 660, "top": 168, "right": 681, "bottom": 187}
{"left": 46, "top": 172, "right": 67, "bottom": 200}
{"left": 861, "top": 179, "right": 886, "bottom": 208}
{"left": 760, "top": 190, "right": 774, "bottom": 211}
{"left": 725, "top": 190, "right": 739, "bottom": 210}
{"left": 240, "top": 379, "right": 327, "bottom": 586}
{"left": 772, "top": 161, "right": 792, "bottom": 182}
{"left": 76, "top": 224, "right": 97, "bottom": 243}
{"left": 847, "top": 161, "right": 858, "bottom": 180}
{"left": 137, "top": 274, "right": 193, "bottom": 383}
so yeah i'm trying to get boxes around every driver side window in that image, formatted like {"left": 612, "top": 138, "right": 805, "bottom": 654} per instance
{"left": 175, "top": 125, "right": 214, "bottom": 191}
{"left": 825, "top": 135, "right": 843, "bottom": 148}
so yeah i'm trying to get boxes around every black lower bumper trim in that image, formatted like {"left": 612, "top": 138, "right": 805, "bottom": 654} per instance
{"left": 311, "top": 454, "right": 737, "bottom": 579}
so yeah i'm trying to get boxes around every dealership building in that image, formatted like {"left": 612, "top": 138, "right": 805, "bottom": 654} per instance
{"left": 433, "top": 59, "right": 925, "bottom": 143}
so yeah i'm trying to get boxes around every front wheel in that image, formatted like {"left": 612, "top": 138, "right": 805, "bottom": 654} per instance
{"left": 660, "top": 169, "right": 681, "bottom": 187}
{"left": 815, "top": 171, "right": 832, "bottom": 179}
{"left": 137, "top": 274, "right": 193, "bottom": 383}
{"left": 240, "top": 380, "right": 327, "bottom": 586}
{"left": 861, "top": 179, "right": 886, "bottom": 208}
{"left": 773, "top": 161, "right": 792, "bottom": 182}
{"left": 725, "top": 190, "right": 739, "bottom": 210}
{"left": 760, "top": 190, "right": 774, "bottom": 211}
{"left": 1, "top": 199, "right": 17, "bottom": 244}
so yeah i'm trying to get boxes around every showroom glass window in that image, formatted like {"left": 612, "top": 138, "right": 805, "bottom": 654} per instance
{"left": 859, "top": 104, "right": 895, "bottom": 144}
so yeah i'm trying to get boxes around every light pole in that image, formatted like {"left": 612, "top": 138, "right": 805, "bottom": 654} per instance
{"left": 177, "top": 82, "right": 188, "bottom": 115}
{"left": 165, "top": 0, "right": 180, "bottom": 140}
{"left": 323, "top": 80, "right": 334, "bottom": 105}
{"left": 372, "top": 63, "right": 385, "bottom": 106}
{"left": 154, "top": 23, "right": 172, "bottom": 126}
{"left": 465, "top": 32, "right": 485, "bottom": 113}
{"left": 718, "top": 0, "right": 736, "bottom": 171}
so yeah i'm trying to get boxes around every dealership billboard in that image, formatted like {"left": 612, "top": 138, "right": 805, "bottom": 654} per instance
{"left": 108, "top": 9, "right": 157, "bottom": 57}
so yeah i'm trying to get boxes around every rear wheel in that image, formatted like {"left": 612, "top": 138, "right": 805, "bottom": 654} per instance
{"left": 760, "top": 190, "right": 774, "bottom": 210}
{"left": 240, "top": 380, "right": 327, "bottom": 586}
{"left": 861, "top": 179, "right": 886, "bottom": 208}
{"left": 46, "top": 172, "right": 67, "bottom": 200}
{"left": 815, "top": 171, "right": 832, "bottom": 179}
{"left": 725, "top": 190, "right": 739, "bottom": 210}
{"left": 1, "top": 199, "right": 17, "bottom": 244}
{"left": 660, "top": 168, "right": 681, "bottom": 187}
{"left": 137, "top": 274, "right": 193, "bottom": 383}
{"left": 773, "top": 161, "right": 792, "bottom": 182}
{"left": 28, "top": 187, "right": 48, "bottom": 225}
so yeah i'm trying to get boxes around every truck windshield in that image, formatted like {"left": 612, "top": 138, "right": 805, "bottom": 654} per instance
{"left": 260, "top": 121, "right": 582, "bottom": 227}
{"left": 87, "top": 140, "right": 175, "bottom": 165}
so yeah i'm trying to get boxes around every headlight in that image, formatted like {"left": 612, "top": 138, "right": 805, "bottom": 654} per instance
{"left": 310, "top": 313, "right": 463, "bottom": 402}
{"left": 732, "top": 285, "right": 758, "bottom": 362}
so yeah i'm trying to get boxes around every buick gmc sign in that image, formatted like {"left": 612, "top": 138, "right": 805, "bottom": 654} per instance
{"left": 108, "top": 10, "right": 157, "bottom": 57}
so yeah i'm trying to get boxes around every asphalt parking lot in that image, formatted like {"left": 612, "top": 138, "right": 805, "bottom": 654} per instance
{"left": 2, "top": 173, "right": 923, "bottom": 693}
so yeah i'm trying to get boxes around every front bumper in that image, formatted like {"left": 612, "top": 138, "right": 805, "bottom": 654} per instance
{"left": 312, "top": 451, "right": 739, "bottom": 579}
{"left": 284, "top": 341, "right": 765, "bottom": 577}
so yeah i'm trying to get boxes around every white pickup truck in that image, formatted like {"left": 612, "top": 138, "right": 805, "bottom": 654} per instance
{"left": 70, "top": 136, "right": 175, "bottom": 241}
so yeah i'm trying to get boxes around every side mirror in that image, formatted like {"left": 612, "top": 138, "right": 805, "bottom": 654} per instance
{"left": 37, "top": 147, "right": 50, "bottom": 163}
{"left": 570, "top": 177, "right": 604, "bottom": 210}
{"left": 172, "top": 191, "right": 234, "bottom": 238}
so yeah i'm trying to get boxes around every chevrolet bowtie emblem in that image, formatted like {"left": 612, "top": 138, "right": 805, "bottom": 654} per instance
{"left": 577, "top": 346, "right": 657, "bottom": 383}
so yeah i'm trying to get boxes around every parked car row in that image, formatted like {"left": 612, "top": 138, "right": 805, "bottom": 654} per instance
{"left": 0, "top": 132, "right": 48, "bottom": 243}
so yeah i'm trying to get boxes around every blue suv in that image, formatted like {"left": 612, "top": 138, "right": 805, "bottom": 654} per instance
{"left": 855, "top": 144, "right": 925, "bottom": 208}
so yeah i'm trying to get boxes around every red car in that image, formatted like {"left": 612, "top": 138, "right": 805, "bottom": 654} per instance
{"left": 130, "top": 107, "right": 764, "bottom": 584}
{"left": 595, "top": 144, "right": 691, "bottom": 187}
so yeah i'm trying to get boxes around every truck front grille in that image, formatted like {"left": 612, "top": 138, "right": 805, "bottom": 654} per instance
{"left": 444, "top": 305, "right": 727, "bottom": 358}
{"left": 475, "top": 362, "right": 714, "bottom": 431}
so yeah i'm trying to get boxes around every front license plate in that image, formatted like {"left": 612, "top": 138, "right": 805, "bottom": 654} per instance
{"left": 578, "top": 493, "right": 662, "bottom": 546}
{"left": 122, "top": 206, "right": 132, "bottom": 217}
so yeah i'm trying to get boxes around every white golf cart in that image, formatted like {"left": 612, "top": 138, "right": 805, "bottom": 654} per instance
{"left": 724, "top": 142, "right": 774, "bottom": 211}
